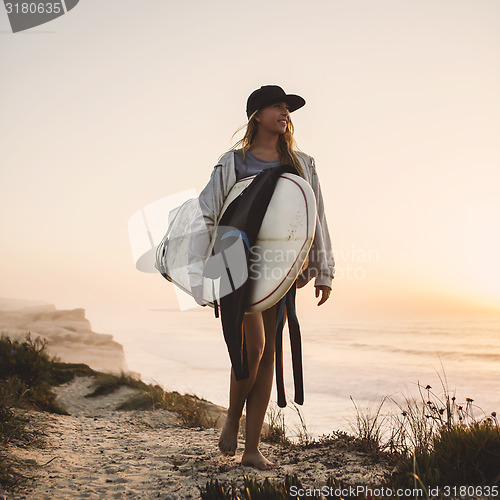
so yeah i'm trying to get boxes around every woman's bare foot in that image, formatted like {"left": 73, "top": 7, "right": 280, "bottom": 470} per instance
{"left": 241, "top": 449, "right": 277, "bottom": 470}
{"left": 218, "top": 416, "right": 240, "bottom": 456}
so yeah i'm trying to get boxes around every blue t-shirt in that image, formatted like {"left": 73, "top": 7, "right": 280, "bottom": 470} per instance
{"left": 234, "top": 150, "right": 280, "bottom": 181}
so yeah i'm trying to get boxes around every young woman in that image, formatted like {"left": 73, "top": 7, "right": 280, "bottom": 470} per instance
{"left": 189, "top": 85, "right": 334, "bottom": 470}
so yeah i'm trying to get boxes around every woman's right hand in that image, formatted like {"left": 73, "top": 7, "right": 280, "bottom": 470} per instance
{"left": 191, "top": 285, "right": 207, "bottom": 306}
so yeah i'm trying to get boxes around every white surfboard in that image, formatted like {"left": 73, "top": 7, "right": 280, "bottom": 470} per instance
{"left": 216, "top": 173, "right": 317, "bottom": 312}
{"left": 156, "top": 173, "right": 317, "bottom": 313}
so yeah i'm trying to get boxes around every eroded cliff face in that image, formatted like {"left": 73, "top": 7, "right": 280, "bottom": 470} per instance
{"left": 0, "top": 298, "right": 127, "bottom": 373}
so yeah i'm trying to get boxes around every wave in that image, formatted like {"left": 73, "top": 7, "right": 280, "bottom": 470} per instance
{"left": 349, "top": 341, "right": 500, "bottom": 362}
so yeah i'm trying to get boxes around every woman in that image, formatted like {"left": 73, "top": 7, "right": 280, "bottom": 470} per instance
{"left": 189, "top": 85, "right": 334, "bottom": 470}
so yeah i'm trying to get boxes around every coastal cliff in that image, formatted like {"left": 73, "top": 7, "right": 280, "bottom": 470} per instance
{"left": 0, "top": 298, "right": 127, "bottom": 373}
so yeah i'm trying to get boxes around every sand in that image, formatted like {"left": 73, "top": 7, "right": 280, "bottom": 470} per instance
{"left": 1, "top": 375, "right": 392, "bottom": 499}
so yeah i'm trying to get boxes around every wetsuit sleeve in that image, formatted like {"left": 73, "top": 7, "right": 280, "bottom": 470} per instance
{"left": 187, "top": 165, "right": 226, "bottom": 287}
{"left": 297, "top": 157, "right": 335, "bottom": 289}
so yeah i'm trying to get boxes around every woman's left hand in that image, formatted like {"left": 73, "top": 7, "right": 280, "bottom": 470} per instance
{"left": 315, "top": 285, "right": 331, "bottom": 306}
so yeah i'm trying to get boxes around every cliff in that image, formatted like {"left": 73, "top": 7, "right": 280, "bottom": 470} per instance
{"left": 0, "top": 298, "right": 127, "bottom": 373}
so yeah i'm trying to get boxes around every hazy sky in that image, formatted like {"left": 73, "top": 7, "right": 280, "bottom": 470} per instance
{"left": 1, "top": 0, "right": 499, "bottom": 334}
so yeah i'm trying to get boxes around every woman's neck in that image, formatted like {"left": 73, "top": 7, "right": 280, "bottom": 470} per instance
{"left": 249, "top": 131, "right": 280, "bottom": 161}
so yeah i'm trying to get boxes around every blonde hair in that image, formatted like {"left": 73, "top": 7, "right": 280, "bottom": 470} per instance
{"left": 228, "top": 110, "right": 304, "bottom": 177}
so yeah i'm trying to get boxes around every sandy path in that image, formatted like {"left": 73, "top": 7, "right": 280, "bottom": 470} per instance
{"left": 2, "top": 377, "right": 391, "bottom": 499}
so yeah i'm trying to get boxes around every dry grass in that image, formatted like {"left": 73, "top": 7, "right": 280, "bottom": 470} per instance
{"left": 261, "top": 404, "right": 291, "bottom": 447}
{"left": 349, "top": 396, "right": 387, "bottom": 455}
{"left": 86, "top": 376, "right": 221, "bottom": 429}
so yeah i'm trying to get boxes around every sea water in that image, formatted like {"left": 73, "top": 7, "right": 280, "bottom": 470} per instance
{"left": 115, "top": 312, "right": 500, "bottom": 439}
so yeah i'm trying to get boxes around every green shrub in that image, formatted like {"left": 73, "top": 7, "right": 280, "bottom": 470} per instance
{"left": 0, "top": 334, "right": 70, "bottom": 414}
{"left": 0, "top": 404, "right": 23, "bottom": 446}
{"left": 347, "top": 375, "right": 500, "bottom": 491}
{"left": 201, "top": 474, "right": 304, "bottom": 500}
{"left": 0, "top": 380, "right": 47, "bottom": 491}
{"left": 393, "top": 421, "right": 500, "bottom": 490}
{"left": 85, "top": 371, "right": 146, "bottom": 397}
{"left": 49, "top": 361, "right": 96, "bottom": 386}
{"left": 0, "top": 334, "right": 52, "bottom": 387}
{"left": 388, "top": 384, "right": 500, "bottom": 489}
{"left": 434, "top": 420, "right": 500, "bottom": 485}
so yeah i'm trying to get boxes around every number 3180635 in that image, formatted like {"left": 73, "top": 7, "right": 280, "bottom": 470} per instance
{"left": 5, "top": 2, "right": 62, "bottom": 14}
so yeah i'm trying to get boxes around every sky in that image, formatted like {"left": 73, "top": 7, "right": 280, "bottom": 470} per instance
{"left": 1, "top": 0, "right": 500, "bottom": 336}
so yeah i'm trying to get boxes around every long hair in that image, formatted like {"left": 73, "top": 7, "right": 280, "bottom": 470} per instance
{"left": 228, "top": 110, "right": 304, "bottom": 176}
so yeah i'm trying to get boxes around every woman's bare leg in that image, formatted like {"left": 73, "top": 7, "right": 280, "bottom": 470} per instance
{"left": 219, "top": 311, "right": 266, "bottom": 456}
{"left": 241, "top": 305, "right": 278, "bottom": 470}
{"left": 219, "top": 304, "right": 286, "bottom": 469}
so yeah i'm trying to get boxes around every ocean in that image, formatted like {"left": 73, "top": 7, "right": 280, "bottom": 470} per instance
{"left": 114, "top": 312, "right": 500, "bottom": 439}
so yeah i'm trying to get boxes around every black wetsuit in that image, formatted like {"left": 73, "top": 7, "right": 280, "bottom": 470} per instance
{"left": 212, "top": 164, "right": 304, "bottom": 408}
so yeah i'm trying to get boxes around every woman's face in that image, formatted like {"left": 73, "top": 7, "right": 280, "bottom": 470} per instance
{"left": 255, "top": 102, "right": 290, "bottom": 135}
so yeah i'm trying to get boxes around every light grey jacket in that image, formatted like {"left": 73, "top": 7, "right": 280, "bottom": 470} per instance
{"left": 188, "top": 151, "right": 335, "bottom": 289}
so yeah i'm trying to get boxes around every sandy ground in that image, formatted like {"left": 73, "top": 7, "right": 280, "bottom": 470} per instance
{"left": 1, "top": 376, "right": 393, "bottom": 499}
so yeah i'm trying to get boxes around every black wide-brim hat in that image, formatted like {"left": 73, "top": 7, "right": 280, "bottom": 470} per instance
{"left": 246, "top": 85, "right": 306, "bottom": 119}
